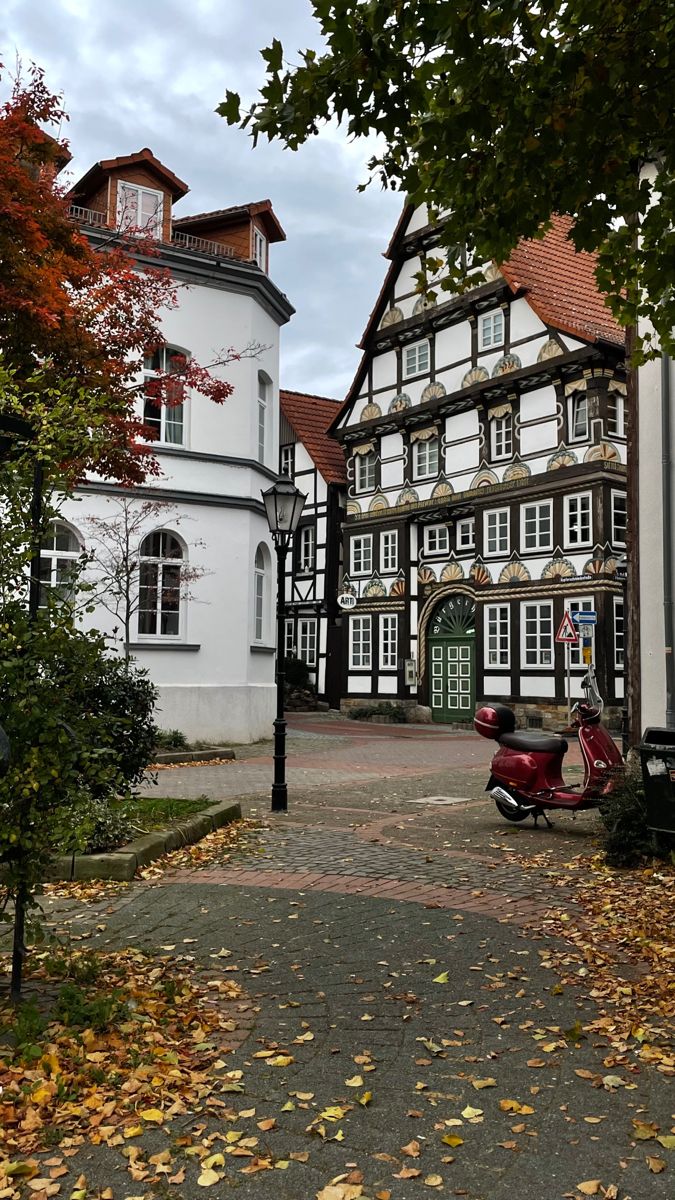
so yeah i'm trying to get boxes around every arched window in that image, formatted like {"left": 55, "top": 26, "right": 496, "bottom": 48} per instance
{"left": 138, "top": 531, "right": 184, "bottom": 637}
{"left": 143, "top": 346, "right": 188, "bottom": 446}
{"left": 39, "top": 521, "right": 82, "bottom": 606}
{"left": 253, "top": 543, "right": 270, "bottom": 643}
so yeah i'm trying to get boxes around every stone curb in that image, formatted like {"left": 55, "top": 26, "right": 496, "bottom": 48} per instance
{"left": 152, "top": 747, "right": 235, "bottom": 764}
{"left": 45, "top": 801, "right": 242, "bottom": 882}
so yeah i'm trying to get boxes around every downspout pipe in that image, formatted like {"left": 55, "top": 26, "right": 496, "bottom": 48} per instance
{"left": 662, "top": 352, "right": 675, "bottom": 726}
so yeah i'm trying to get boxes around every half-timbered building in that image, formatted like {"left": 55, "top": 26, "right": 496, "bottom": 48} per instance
{"left": 331, "top": 209, "right": 627, "bottom": 728}
{"left": 279, "top": 390, "right": 346, "bottom": 707}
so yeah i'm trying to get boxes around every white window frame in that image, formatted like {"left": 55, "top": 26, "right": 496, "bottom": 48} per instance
{"left": 490, "top": 412, "right": 513, "bottom": 460}
{"left": 565, "top": 596, "right": 594, "bottom": 668}
{"left": 297, "top": 617, "right": 317, "bottom": 666}
{"left": 298, "top": 525, "right": 315, "bottom": 574}
{"left": 614, "top": 596, "right": 625, "bottom": 670}
{"left": 403, "top": 339, "right": 430, "bottom": 379}
{"left": 349, "top": 615, "right": 372, "bottom": 669}
{"left": 117, "top": 181, "right": 164, "bottom": 238}
{"left": 484, "top": 507, "right": 510, "bottom": 556}
{"left": 485, "top": 604, "right": 510, "bottom": 669}
{"left": 253, "top": 225, "right": 267, "bottom": 270}
{"left": 568, "top": 392, "right": 589, "bottom": 442}
{"left": 355, "top": 452, "right": 376, "bottom": 493}
{"left": 39, "top": 521, "right": 81, "bottom": 607}
{"left": 253, "top": 546, "right": 268, "bottom": 644}
{"left": 423, "top": 525, "right": 450, "bottom": 556}
{"left": 479, "top": 310, "right": 504, "bottom": 351}
{"left": 456, "top": 517, "right": 475, "bottom": 551}
{"left": 138, "top": 530, "right": 185, "bottom": 641}
{"left": 143, "top": 346, "right": 187, "bottom": 446}
{"left": 608, "top": 390, "right": 626, "bottom": 438}
{"left": 379, "top": 614, "right": 398, "bottom": 670}
{"left": 280, "top": 444, "right": 294, "bottom": 477}
{"left": 521, "top": 500, "right": 553, "bottom": 552}
{"left": 350, "top": 534, "right": 373, "bottom": 576}
{"left": 564, "top": 491, "right": 592, "bottom": 548}
{"left": 284, "top": 618, "right": 295, "bottom": 658}
{"left": 257, "top": 373, "right": 269, "bottom": 464}
{"left": 412, "top": 437, "right": 439, "bottom": 480}
{"left": 380, "top": 530, "right": 399, "bottom": 572}
{"left": 611, "top": 491, "right": 627, "bottom": 547}
{"left": 521, "top": 600, "right": 554, "bottom": 668}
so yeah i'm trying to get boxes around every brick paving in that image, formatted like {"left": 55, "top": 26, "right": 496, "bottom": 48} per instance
{"left": 4, "top": 718, "right": 669, "bottom": 1200}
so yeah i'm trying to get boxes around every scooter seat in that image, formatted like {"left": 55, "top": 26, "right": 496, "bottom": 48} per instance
{"left": 499, "top": 731, "right": 568, "bottom": 754}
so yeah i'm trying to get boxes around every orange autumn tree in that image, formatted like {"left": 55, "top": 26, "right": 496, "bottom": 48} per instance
{"left": 0, "top": 63, "right": 236, "bottom": 485}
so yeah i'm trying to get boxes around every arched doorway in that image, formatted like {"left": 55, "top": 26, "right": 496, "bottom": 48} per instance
{"left": 428, "top": 595, "right": 476, "bottom": 723}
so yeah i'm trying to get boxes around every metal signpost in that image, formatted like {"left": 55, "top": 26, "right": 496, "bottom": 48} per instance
{"left": 556, "top": 611, "right": 579, "bottom": 725}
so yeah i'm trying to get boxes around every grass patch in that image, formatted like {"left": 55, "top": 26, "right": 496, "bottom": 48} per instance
{"left": 114, "top": 794, "right": 212, "bottom": 833}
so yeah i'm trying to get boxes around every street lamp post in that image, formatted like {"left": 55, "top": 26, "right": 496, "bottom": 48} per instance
{"left": 262, "top": 476, "right": 307, "bottom": 813}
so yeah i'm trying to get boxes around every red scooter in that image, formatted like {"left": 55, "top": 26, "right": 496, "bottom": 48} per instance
{"left": 474, "top": 667, "right": 624, "bottom": 826}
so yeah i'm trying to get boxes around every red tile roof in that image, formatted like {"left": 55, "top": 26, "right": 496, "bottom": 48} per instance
{"left": 68, "top": 148, "right": 189, "bottom": 202}
{"left": 173, "top": 199, "right": 286, "bottom": 243}
{"left": 501, "top": 215, "right": 624, "bottom": 347}
{"left": 280, "top": 390, "right": 346, "bottom": 485}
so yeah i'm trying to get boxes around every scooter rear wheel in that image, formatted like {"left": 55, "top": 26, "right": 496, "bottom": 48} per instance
{"left": 495, "top": 798, "right": 531, "bottom": 823}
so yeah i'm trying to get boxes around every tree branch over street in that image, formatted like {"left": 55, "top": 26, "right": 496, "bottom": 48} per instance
{"left": 221, "top": 0, "right": 675, "bottom": 359}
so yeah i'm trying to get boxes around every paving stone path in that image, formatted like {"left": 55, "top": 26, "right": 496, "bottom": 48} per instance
{"left": 4, "top": 718, "right": 670, "bottom": 1200}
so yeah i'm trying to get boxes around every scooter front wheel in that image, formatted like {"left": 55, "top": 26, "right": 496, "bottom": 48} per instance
{"left": 495, "top": 798, "right": 531, "bottom": 823}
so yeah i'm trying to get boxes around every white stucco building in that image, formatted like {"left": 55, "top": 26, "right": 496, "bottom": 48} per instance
{"left": 54, "top": 148, "right": 294, "bottom": 742}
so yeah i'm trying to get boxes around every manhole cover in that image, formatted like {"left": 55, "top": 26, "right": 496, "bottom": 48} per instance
{"left": 406, "top": 795, "right": 472, "bottom": 806}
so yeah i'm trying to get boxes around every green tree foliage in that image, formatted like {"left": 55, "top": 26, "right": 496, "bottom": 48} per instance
{"left": 221, "top": 0, "right": 675, "bottom": 358}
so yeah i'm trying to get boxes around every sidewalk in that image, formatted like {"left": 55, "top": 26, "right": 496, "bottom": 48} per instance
{"left": 2, "top": 720, "right": 672, "bottom": 1200}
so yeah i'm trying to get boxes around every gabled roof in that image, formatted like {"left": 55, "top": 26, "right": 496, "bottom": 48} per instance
{"left": 173, "top": 200, "right": 286, "bottom": 243}
{"left": 500, "top": 215, "right": 624, "bottom": 347}
{"left": 280, "top": 390, "right": 346, "bottom": 485}
{"left": 342, "top": 206, "right": 625, "bottom": 417}
{"left": 67, "top": 148, "right": 189, "bottom": 202}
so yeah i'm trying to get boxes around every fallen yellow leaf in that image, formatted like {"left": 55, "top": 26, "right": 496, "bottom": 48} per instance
{"left": 576, "top": 1182, "right": 601, "bottom": 1196}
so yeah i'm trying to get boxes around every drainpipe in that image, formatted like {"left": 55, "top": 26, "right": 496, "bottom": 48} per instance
{"left": 662, "top": 352, "right": 675, "bottom": 726}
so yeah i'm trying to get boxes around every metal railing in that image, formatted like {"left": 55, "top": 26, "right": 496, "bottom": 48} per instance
{"left": 172, "top": 230, "right": 237, "bottom": 259}
{"left": 68, "top": 204, "right": 107, "bottom": 227}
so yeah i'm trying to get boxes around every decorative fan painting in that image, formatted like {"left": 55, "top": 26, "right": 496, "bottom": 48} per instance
{"left": 421, "top": 382, "right": 447, "bottom": 403}
{"left": 360, "top": 402, "right": 382, "bottom": 421}
{"left": 470, "top": 563, "right": 492, "bottom": 585}
{"left": 492, "top": 353, "right": 522, "bottom": 377}
{"left": 499, "top": 561, "right": 531, "bottom": 584}
{"left": 440, "top": 562, "right": 464, "bottom": 582}
{"left": 368, "top": 494, "right": 389, "bottom": 511}
{"left": 380, "top": 306, "right": 404, "bottom": 328}
{"left": 541, "top": 557, "right": 575, "bottom": 579}
{"left": 418, "top": 566, "right": 437, "bottom": 584}
{"left": 462, "top": 366, "right": 489, "bottom": 388}
{"left": 389, "top": 392, "right": 411, "bottom": 413}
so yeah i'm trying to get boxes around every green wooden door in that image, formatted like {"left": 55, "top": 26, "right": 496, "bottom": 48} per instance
{"left": 428, "top": 596, "right": 476, "bottom": 723}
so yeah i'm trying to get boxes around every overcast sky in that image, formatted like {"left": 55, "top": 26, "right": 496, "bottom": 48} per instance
{"left": 1, "top": 0, "right": 402, "bottom": 400}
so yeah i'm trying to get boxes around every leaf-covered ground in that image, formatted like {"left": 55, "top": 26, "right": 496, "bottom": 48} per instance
{"left": 0, "top": 818, "right": 673, "bottom": 1199}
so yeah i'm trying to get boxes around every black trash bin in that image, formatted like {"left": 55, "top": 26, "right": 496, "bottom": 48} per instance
{"left": 638, "top": 727, "right": 675, "bottom": 833}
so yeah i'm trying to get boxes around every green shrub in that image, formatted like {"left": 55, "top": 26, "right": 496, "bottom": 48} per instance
{"left": 284, "top": 656, "right": 311, "bottom": 689}
{"left": 76, "top": 655, "right": 158, "bottom": 785}
{"left": 599, "top": 760, "right": 674, "bottom": 867}
{"left": 155, "top": 728, "right": 188, "bottom": 750}
{"left": 350, "top": 702, "right": 408, "bottom": 723}
{"left": 82, "top": 799, "right": 134, "bottom": 853}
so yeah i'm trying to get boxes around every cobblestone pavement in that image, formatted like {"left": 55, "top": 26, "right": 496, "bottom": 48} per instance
{"left": 5, "top": 719, "right": 670, "bottom": 1200}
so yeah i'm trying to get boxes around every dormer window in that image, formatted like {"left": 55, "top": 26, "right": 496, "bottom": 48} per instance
{"left": 117, "top": 181, "right": 164, "bottom": 238}
{"left": 479, "top": 310, "right": 504, "bottom": 351}
{"left": 253, "top": 226, "right": 267, "bottom": 270}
